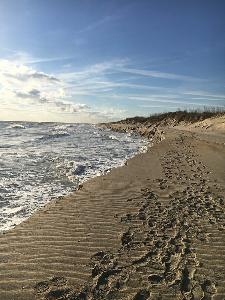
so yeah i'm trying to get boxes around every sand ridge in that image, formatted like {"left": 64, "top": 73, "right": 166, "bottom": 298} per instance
{"left": 0, "top": 129, "right": 224, "bottom": 299}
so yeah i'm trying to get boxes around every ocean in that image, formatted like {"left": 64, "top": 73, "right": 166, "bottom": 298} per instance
{"left": 0, "top": 121, "right": 147, "bottom": 232}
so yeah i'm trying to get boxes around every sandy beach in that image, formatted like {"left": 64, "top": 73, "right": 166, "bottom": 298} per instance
{"left": 1, "top": 0, "right": 225, "bottom": 298}
{"left": 0, "top": 118, "right": 225, "bottom": 299}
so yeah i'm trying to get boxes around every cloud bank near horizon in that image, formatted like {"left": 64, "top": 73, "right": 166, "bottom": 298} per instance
{"left": 0, "top": 56, "right": 224, "bottom": 123}
{"left": 0, "top": 59, "right": 126, "bottom": 122}
{"left": 1, "top": 1, "right": 225, "bottom": 122}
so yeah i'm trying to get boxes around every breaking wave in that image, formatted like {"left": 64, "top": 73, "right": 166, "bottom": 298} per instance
{"left": 0, "top": 122, "right": 147, "bottom": 231}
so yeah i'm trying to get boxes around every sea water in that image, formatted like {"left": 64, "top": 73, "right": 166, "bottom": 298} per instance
{"left": 0, "top": 122, "right": 147, "bottom": 231}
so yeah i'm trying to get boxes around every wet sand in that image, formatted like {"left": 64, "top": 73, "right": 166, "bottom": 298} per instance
{"left": 0, "top": 128, "right": 225, "bottom": 299}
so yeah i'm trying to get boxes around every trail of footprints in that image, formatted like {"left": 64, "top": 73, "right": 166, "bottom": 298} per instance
{"left": 34, "top": 133, "right": 225, "bottom": 300}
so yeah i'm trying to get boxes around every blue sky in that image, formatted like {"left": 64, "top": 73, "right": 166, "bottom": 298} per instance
{"left": 0, "top": 0, "right": 225, "bottom": 122}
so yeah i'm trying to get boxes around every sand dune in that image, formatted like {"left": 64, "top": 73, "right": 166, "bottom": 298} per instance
{"left": 188, "top": 115, "right": 225, "bottom": 132}
{"left": 0, "top": 125, "right": 224, "bottom": 299}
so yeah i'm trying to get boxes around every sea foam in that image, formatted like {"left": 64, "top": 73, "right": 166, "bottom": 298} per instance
{"left": 0, "top": 122, "right": 147, "bottom": 231}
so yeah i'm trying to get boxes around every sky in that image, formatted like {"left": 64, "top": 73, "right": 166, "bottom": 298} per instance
{"left": 0, "top": 0, "right": 225, "bottom": 123}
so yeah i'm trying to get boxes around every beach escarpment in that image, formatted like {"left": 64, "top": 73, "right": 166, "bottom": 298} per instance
{"left": 0, "top": 113, "right": 224, "bottom": 300}
{"left": 99, "top": 110, "right": 225, "bottom": 144}
{"left": 99, "top": 121, "right": 165, "bottom": 144}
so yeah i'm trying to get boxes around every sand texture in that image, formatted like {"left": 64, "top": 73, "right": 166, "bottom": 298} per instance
{"left": 0, "top": 128, "right": 225, "bottom": 300}
{"left": 184, "top": 115, "right": 225, "bottom": 133}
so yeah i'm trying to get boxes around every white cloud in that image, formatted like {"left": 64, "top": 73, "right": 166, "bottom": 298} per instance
{"left": 117, "top": 67, "right": 203, "bottom": 82}
{"left": 0, "top": 59, "right": 93, "bottom": 122}
{"left": 106, "top": 94, "right": 225, "bottom": 108}
{"left": 7, "top": 50, "right": 76, "bottom": 65}
{"left": 183, "top": 91, "right": 225, "bottom": 100}
{"left": 59, "top": 59, "right": 127, "bottom": 82}
{"left": 0, "top": 58, "right": 130, "bottom": 122}
{"left": 76, "top": 13, "right": 121, "bottom": 35}
{"left": 1, "top": 56, "right": 223, "bottom": 123}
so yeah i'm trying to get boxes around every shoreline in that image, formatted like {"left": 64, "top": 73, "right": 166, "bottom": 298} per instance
{"left": 0, "top": 125, "right": 225, "bottom": 299}
{"left": 1, "top": 128, "right": 150, "bottom": 235}
{"left": 0, "top": 124, "right": 148, "bottom": 233}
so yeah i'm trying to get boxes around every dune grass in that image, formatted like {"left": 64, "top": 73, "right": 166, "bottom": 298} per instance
{"left": 115, "top": 107, "right": 225, "bottom": 125}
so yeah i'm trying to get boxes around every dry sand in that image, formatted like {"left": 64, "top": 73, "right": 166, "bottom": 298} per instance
{"left": 0, "top": 126, "right": 225, "bottom": 300}
{"left": 183, "top": 115, "right": 225, "bottom": 133}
